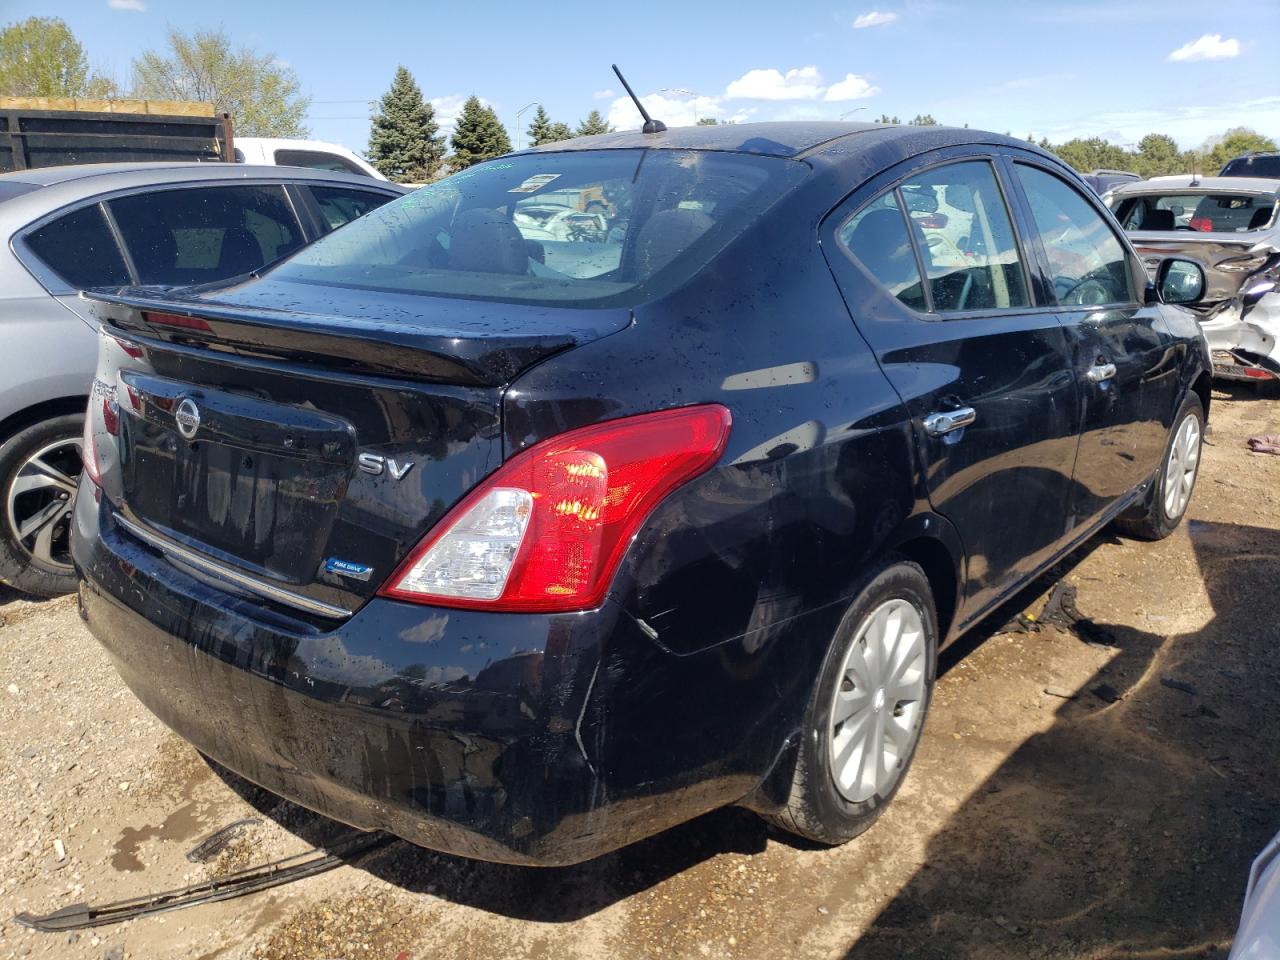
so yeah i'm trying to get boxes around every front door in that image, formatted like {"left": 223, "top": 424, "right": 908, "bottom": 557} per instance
{"left": 823, "top": 152, "right": 1082, "bottom": 626}
{"left": 1005, "top": 161, "right": 1182, "bottom": 525}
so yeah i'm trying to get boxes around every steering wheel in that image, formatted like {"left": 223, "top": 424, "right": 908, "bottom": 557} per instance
{"left": 1056, "top": 275, "right": 1111, "bottom": 306}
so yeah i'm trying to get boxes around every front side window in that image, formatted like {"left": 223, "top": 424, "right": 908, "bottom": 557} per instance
{"left": 108, "top": 185, "right": 305, "bottom": 286}
{"left": 269, "top": 149, "right": 807, "bottom": 308}
{"left": 1112, "top": 192, "right": 1276, "bottom": 233}
{"left": 1016, "top": 165, "right": 1132, "bottom": 306}
{"left": 24, "top": 204, "right": 130, "bottom": 290}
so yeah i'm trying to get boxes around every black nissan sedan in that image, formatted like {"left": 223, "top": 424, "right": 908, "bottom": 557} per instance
{"left": 73, "top": 122, "right": 1212, "bottom": 865}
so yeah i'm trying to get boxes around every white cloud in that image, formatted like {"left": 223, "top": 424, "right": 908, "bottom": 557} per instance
{"left": 607, "top": 92, "right": 728, "bottom": 130}
{"left": 823, "top": 73, "right": 879, "bottom": 101}
{"left": 430, "top": 94, "right": 488, "bottom": 137}
{"left": 1167, "top": 33, "right": 1240, "bottom": 62}
{"left": 725, "top": 66, "right": 826, "bottom": 101}
{"left": 592, "top": 88, "right": 615, "bottom": 100}
{"left": 853, "top": 10, "right": 899, "bottom": 28}
{"left": 107, "top": 0, "right": 147, "bottom": 10}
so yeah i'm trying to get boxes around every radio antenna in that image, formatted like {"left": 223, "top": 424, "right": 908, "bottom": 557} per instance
{"left": 612, "top": 64, "right": 666, "bottom": 134}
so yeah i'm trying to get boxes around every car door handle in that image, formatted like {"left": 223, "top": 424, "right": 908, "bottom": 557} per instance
{"left": 922, "top": 407, "right": 977, "bottom": 437}
{"left": 1086, "top": 362, "right": 1118, "bottom": 383}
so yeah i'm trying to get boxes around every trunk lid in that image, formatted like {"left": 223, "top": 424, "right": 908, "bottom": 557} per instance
{"left": 87, "top": 283, "right": 630, "bottom": 619}
{"left": 1126, "top": 231, "right": 1262, "bottom": 305}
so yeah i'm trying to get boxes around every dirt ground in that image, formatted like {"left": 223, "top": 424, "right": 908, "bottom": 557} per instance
{"left": 1, "top": 385, "right": 1278, "bottom": 960}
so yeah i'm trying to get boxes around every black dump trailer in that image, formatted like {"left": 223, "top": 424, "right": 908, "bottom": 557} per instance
{"left": 0, "top": 97, "right": 233, "bottom": 172}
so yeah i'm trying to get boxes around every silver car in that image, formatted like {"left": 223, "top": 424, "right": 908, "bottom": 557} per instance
{"left": 1108, "top": 176, "right": 1280, "bottom": 383}
{"left": 0, "top": 163, "right": 405, "bottom": 596}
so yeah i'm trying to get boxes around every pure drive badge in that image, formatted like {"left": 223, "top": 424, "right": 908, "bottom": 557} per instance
{"left": 324, "top": 558, "right": 374, "bottom": 582}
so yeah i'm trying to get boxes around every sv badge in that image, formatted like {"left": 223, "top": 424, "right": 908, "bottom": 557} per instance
{"left": 357, "top": 452, "right": 414, "bottom": 480}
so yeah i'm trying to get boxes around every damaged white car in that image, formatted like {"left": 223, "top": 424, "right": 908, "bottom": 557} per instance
{"left": 1110, "top": 176, "right": 1280, "bottom": 384}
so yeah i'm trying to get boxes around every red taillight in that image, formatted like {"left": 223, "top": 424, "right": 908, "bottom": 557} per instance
{"left": 81, "top": 393, "right": 117, "bottom": 488}
{"left": 379, "top": 405, "right": 732, "bottom": 612}
{"left": 142, "top": 311, "right": 213, "bottom": 332}
{"left": 1189, "top": 217, "right": 1214, "bottom": 232}
{"left": 1244, "top": 366, "right": 1274, "bottom": 380}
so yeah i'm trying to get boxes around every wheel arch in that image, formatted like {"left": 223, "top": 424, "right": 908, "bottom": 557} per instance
{"left": 1190, "top": 370, "right": 1211, "bottom": 420}
{"left": 884, "top": 511, "right": 965, "bottom": 646}
{"left": 0, "top": 396, "right": 88, "bottom": 445}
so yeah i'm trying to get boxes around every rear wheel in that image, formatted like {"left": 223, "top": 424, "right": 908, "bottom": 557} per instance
{"left": 1114, "top": 393, "right": 1203, "bottom": 541}
{"left": 0, "top": 414, "right": 84, "bottom": 597}
{"left": 765, "top": 561, "right": 938, "bottom": 845}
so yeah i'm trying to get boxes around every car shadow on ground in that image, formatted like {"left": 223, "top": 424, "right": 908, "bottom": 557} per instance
{"left": 845, "top": 519, "right": 1280, "bottom": 959}
{"left": 207, "top": 532, "right": 1141, "bottom": 925}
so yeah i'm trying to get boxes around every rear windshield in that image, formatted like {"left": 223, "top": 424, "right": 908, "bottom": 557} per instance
{"left": 1112, "top": 192, "right": 1278, "bottom": 233}
{"left": 269, "top": 149, "right": 807, "bottom": 307}
{"left": 1220, "top": 155, "right": 1280, "bottom": 178}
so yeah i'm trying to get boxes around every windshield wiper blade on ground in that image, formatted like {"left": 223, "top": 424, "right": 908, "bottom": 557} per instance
{"left": 14, "top": 830, "right": 395, "bottom": 933}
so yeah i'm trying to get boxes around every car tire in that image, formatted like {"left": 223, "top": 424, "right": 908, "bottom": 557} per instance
{"left": 1114, "top": 392, "right": 1204, "bottom": 542}
{"left": 0, "top": 413, "right": 84, "bottom": 598}
{"left": 765, "top": 560, "right": 938, "bottom": 846}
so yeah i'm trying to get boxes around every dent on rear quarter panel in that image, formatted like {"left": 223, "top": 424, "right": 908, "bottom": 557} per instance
{"left": 503, "top": 189, "right": 924, "bottom": 801}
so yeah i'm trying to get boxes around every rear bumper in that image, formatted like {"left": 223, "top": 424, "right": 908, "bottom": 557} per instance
{"left": 71, "top": 481, "right": 799, "bottom": 865}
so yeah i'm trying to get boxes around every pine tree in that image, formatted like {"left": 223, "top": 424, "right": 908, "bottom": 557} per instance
{"left": 367, "top": 66, "right": 442, "bottom": 182}
{"left": 527, "top": 105, "right": 552, "bottom": 146}
{"left": 548, "top": 121, "right": 573, "bottom": 142}
{"left": 450, "top": 96, "right": 511, "bottom": 169}
{"left": 575, "top": 110, "right": 613, "bottom": 137}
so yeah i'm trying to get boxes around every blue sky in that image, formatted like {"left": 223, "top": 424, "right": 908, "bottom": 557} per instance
{"left": 9, "top": 0, "right": 1279, "bottom": 154}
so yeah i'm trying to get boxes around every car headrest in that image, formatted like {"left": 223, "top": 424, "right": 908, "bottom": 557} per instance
{"left": 847, "top": 208, "right": 921, "bottom": 287}
{"left": 219, "top": 226, "right": 265, "bottom": 275}
{"left": 1141, "top": 209, "right": 1175, "bottom": 231}
{"left": 448, "top": 208, "right": 528, "bottom": 275}
{"left": 634, "top": 208, "right": 714, "bottom": 277}
{"left": 1248, "top": 206, "right": 1273, "bottom": 230}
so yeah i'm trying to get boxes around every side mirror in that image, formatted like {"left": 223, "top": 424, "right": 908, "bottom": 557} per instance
{"left": 1155, "top": 258, "right": 1206, "bottom": 306}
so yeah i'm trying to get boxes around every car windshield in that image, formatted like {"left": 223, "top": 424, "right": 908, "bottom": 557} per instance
{"left": 1112, "top": 192, "right": 1278, "bottom": 233}
{"left": 269, "top": 148, "right": 806, "bottom": 307}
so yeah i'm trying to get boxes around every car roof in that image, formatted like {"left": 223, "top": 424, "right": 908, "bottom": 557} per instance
{"left": 1110, "top": 175, "right": 1280, "bottom": 196}
{"left": 520, "top": 121, "right": 1038, "bottom": 161}
{"left": 0, "top": 162, "right": 406, "bottom": 238}
{"left": 0, "top": 161, "right": 393, "bottom": 188}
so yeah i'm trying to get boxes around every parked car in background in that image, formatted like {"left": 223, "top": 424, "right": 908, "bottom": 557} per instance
{"left": 1220, "top": 152, "right": 1280, "bottom": 179}
{"left": 234, "top": 138, "right": 386, "bottom": 181}
{"left": 0, "top": 162, "right": 405, "bottom": 596}
{"left": 1231, "top": 828, "right": 1280, "bottom": 959}
{"left": 1083, "top": 169, "right": 1141, "bottom": 195}
{"left": 75, "top": 122, "right": 1212, "bottom": 867}
{"left": 1109, "top": 175, "right": 1280, "bottom": 383}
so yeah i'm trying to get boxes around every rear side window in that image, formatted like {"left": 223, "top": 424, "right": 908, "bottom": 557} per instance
{"left": 274, "top": 149, "right": 365, "bottom": 176}
{"left": 108, "top": 185, "right": 305, "bottom": 286}
{"left": 837, "top": 160, "right": 1028, "bottom": 314}
{"left": 270, "top": 149, "right": 807, "bottom": 308}
{"left": 1016, "top": 165, "right": 1132, "bottom": 306}
{"left": 1220, "top": 155, "right": 1280, "bottom": 178}
{"left": 309, "top": 185, "right": 395, "bottom": 231}
{"left": 24, "top": 204, "right": 130, "bottom": 290}
{"left": 838, "top": 193, "right": 926, "bottom": 310}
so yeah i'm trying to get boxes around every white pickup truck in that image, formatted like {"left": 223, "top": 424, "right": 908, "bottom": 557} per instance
{"left": 234, "top": 137, "right": 386, "bottom": 181}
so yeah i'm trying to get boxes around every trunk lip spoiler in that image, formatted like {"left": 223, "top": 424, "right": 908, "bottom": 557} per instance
{"left": 114, "top": 512, "right": 354, "bottom": 619}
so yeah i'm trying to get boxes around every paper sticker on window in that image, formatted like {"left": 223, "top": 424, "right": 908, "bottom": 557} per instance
{"left": 509, "top": 173, "right": 561, "bottom": 194}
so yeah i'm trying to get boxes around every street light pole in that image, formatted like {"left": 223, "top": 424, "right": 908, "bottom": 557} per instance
{"left": 514, "top": 101, "right": 540, "bottom": 150}
{"left": 661, "top": 87, "right": 710, "bottom": 125}
{"left": 840, "top": 106, "right": 868, "bottom": 120}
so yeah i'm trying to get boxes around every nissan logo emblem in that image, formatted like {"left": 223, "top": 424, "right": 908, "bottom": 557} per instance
{"left": 174, "top": 398, "right": 201, "bottom": 440}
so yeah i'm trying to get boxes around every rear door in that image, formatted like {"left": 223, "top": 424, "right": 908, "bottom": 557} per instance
{"left": 823, "top": 149, "right": 1082, "bottom": 625}
{"left": 1006, "top": 160, "right": 1181, "bottom": 525}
